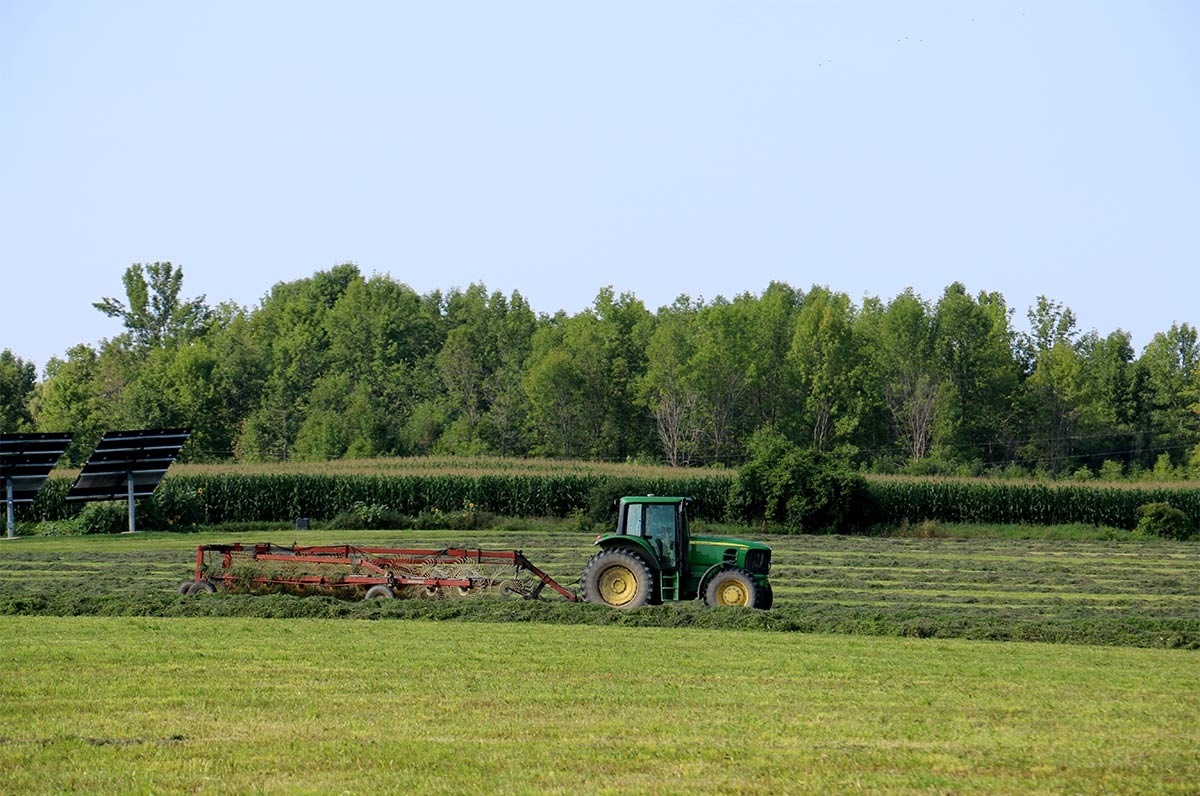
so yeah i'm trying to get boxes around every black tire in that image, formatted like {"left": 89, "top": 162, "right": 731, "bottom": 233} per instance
{"left": 755, "top": 582, "right": 774, "bottom": 610}
{"left": 187, "top": 580, "right": 216, "bottom": 596}
{"left": 581, "top": 548, "right": 655, "bottom": 609}
{"left": 704, "top": 568, "right": 759, "bottom": 608}
{"left": 364, "top": 585, "right": 395, "bottom": 600}
{"left": 177, "top": 582, "right": 195, "bottom": 595}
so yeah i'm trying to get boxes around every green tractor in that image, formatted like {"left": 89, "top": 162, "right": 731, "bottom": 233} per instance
{"left": 581, "top": 495, "right": 773, "bottom": 609}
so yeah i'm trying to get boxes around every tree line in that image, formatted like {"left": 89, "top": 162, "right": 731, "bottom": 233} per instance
{"left": 1, "top": 262, "right": 1197, "bottom": 478}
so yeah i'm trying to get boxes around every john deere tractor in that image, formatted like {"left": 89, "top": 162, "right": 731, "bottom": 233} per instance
{"left": 581, "top": 495, "right": 773, "bottom": 609}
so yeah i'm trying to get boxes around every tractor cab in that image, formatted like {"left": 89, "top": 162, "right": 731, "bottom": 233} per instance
{"left": 615, "top": 495, "right": 688, "bottom": 572}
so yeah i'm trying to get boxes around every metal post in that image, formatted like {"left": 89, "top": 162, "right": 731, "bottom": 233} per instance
{"left": 5, "top": 478, "right": 13, "bottom": 539}
{"left": 127, "top": 471, "right": 137, "bottom": 533}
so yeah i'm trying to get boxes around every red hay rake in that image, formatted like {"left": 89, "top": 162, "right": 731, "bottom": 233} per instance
{"left": 181, "top": 543, "right": 579, "bottom": 602}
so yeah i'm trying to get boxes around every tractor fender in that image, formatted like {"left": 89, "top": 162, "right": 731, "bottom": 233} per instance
{"left": 593, "top": 534, "right": 660, "bottom": 568}
{"left": 695, "top": 562, "right": 737, "bottom": 598}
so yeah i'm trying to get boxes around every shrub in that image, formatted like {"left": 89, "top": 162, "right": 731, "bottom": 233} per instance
{"left": 141, "top": 481, "right": 207, "bottom": 531}
{"left": 1135, "top": 502, "right": 1196, "bottom": 541}
{"left": 76, "top": 501, "right": 129, "bottom": 534}
{"left": 728, "top": 427, "right": 865, "bottom": 533}
{"left": 328, "top": 501, "right": 412, "bottom": 531}
{"left": 414, "top": 505, "right": 498, "bottom": 531}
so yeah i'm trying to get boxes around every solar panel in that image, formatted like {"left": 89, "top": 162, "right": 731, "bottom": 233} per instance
{"left": 2, "top": 432, "right": 74, "bottom": 538}
{"left": 0, "top": 432, "right": 74, "bottom": 503}
{"left": 67, "top": 428, "right": 190, "bottom": 502}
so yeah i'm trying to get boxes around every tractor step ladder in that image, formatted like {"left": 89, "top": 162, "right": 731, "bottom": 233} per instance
{"left": 658, "top": 569, "right": 679, "bottom": 602}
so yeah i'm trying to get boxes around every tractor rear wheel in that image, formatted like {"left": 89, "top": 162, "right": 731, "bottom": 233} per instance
{"left": 581, "top": 549, "right": 655, "bottom": 609}
{"left": 704, "top": 568, "right": 759, "bottom": 608}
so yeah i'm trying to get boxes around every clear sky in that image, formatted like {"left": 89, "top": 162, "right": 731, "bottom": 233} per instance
{"left": 2, "top": 1, "right": 1198, "bottom": 373}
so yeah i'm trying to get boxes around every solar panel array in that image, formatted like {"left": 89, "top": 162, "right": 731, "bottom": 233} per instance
{"left": 66, "top": 428, "right": 191, "bottom": 502}
{"left": 0, "top": 432, "right": 74, "bottom": 504}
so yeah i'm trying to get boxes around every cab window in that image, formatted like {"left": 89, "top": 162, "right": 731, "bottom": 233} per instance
{"left": 644, "top": 503, "right": 677, "bottom": 566}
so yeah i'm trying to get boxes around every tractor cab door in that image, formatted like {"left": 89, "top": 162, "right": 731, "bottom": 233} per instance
{"left": 627, "top": 502, "right": 682, "bottom": 572}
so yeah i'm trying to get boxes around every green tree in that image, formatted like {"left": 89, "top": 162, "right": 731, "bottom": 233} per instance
{"left": 932, "top": 283, "right": 1021, "bottom": 465}
{"left": 523, "top": 323, "right": 587, "bottom": 457}
{"left": 237, "top": 264, "right": 361, "bottom": 460}
{"left": 433, "top": 285, "right": 537, "bottom": 455}
{"left": 478, "top": 290, "right": 537, "bottom": 456}
{"left": 0, "top": 350, "right": 36, "bottom": 433}
{"left": 1019, "top": 296, "right": 1086, "bottom": 473}
{"left": 93, "top": 262, "right": 212, "bottom": 350}
{"left": 882, "top": 290, "right": 938, "bottom": 462}
{"left": 687, "top": 297, "right": 756, "bottom": 464}
{"left": 640, "top": 297, "right": 702, "bottom": 466}
{"left": 789, "top": 286, "right": 862, "bottom": 453}
{"left": 524, "top": 289, "right": 654, "bottom": 460}
{"left": 743, "top": 282, "right": 803, "bottom": 431}
{"left": 1139, "top": 322, "right": 1200, "bottom": 466}
{"left": 29, "top": 345, "right": 107, "bottom": 464}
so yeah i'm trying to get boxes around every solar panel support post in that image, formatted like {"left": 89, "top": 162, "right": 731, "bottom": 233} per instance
{"left": 126, "top": 471, "right": 137, "bottom": 533}
{"left": 5, "top": 477, "right": 13, "bottom": 539}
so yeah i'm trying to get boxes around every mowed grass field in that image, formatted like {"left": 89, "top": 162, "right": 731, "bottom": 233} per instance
{"left": 1, "top": 529, "right": 1197, "bottom": 793}
{"left": 1, "top": 529, "right": 1196, "bottom": 646}
{"left": 1, "top": 618, "right": 1197, "bottom": 794}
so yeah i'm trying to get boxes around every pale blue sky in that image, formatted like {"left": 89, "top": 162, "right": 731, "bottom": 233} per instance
{"left": 2, "top": 1, "right": 1197, "bottom": 372}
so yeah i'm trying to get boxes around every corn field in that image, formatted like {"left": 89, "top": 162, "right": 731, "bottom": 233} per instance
{"left": 863, "top": 479, "right": 1200, "bottom": 529}
{"left": 17, "top": 470, "right": 1200, "bottom": 531}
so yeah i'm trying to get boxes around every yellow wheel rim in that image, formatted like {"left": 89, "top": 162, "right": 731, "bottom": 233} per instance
{"left": 715, "top": 579, "right": 749, "bottom": 606}
{"left": 597, "top": 564, "right": 639, "bottom": 606}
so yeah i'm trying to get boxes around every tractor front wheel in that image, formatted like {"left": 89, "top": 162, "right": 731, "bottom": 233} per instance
{"left": 756, "top": 582, "right": 774, "bottom": 610}
{"left": 704, "top": 568, "right": 760, "bottom": 608}
{"left": 581, "top": 549, "right": 655, "bottom": 609}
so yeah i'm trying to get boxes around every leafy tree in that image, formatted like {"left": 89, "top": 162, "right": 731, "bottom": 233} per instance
{"left": 1139, "top": 322, "right": 1200, "bottom": 465}
{"left": 590, "top": 287, "right": 655, "bottom": 459}
{"left": 1019, "top": 295, "right": 1079, "bottom": 373}
{"left": 743, "top": 282, "right": 803, "bottom": 431}
{"left": 523, "top": 289, "right": 654, "bottom": 460}
{"left": 932, "top": 283, "right": 1021, "bottom": 464}
{"left": 93, "top": 262, "right": 211, "bottom": 350}
{"left": 523, "top": 324, "right": 587, "bottom": 457}
{"left": 789, "top": 286, "right": 862, "bottom": 452}
{"left": 640, "top": 297, "right": 702, "bottom": 466}
{"left": 321, "top": 274, "right": 438, "bottom": 456}
{"left": 687, "top": 297, "right": 756, "bottom": 464}
{"left": 0, "top": 350, "right": 36, "bottom": 433}
{"left": 435, "top": 285, "right": 537, "bottom": 455}
{"left": 477, "top": 290, "right": 537, "bottom": 456}
{"left": 236, "top": 264, "right": 361, "bottom": 460}
{"left": 859, "top": 290, "right": 939, "bottom": 463}
{"left": 1019, "top": 296, "right": 1086, "bottom": 474}
{"left": 29, "top": 345, "right": 106, "bottom": 464}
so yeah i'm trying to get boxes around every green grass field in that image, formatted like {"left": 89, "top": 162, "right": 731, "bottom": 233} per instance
{"left": 1, "top": 529, "right": 1196, "bottom": 646}
{"left": 1, "top": 618, "right": 1196, "bottom": 794}
{"left": 1, "top": 529, "right": 1197, "bottom": 793}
